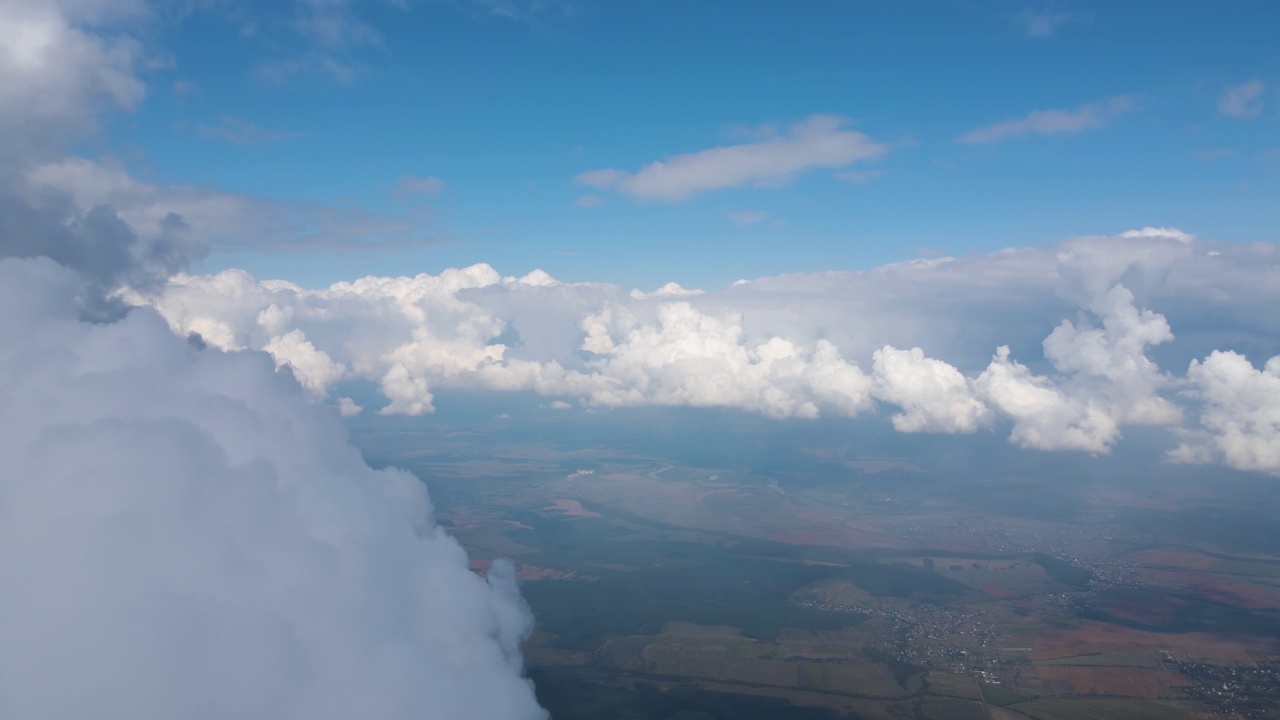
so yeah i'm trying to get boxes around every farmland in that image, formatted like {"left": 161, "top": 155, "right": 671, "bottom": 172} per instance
{"left": 348, "top": 406, "right": 1280, "bottom": 719}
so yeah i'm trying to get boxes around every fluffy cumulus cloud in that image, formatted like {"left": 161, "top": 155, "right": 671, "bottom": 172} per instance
{"left": 0, "top": 259, "right": 547, "bottom": 720}
{"left": 0, "top": 0, "right": 146, "bottom": 163}
{"left": 871, "top": 346, "right": 991, "bottom": 434}
{"left": 0, "top": 1, "right": 548, "bottom": 716}
{"left": 959, "top": 96, "right": 1133, "bottom": 144}
{"left": 125, "top": 228, "right": 1280, "bottom": 473}
{"left": 1172, "top": 352, "right": 1280, "bottom": 475}
{"left": 576, "top": 115, "right": 888, "bottom": 201}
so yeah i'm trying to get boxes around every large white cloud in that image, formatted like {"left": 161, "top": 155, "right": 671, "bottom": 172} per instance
{"left": 0, "top": 0, "right": 146, "bottom": 164}
{"left": 125, "top": 228, "right": 1280, "bottom": 472}
{"left": 0, "top": 258, "right": 547, "bottom": 720}
{"left": 1172, "top": 351, "right": 1280, "bottom": 476}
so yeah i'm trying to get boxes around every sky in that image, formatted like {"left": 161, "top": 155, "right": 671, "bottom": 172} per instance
{"left": 54, "top": 0, "right": 1280, "bottom": 288}
{"left": 1, "top": 1, "right": 1279, "bottom": 718}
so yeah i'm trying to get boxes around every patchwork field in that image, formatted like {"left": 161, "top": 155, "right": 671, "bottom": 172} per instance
{"left": 1033, "top": 665, "right": 1192, "bottom": 698}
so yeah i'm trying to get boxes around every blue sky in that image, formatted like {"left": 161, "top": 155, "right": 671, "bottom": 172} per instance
{"left": 99, "top": 0, "right": 1279, "bottom": 289}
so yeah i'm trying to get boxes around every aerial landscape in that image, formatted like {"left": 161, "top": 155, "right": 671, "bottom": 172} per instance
{"left": 1, "top": 1, "right": 1278, "bottom": 719}
{"left": 351, "top": 404, "right": 1280, "bottom": 719}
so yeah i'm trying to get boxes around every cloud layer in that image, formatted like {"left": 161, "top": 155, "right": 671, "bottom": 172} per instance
{"left": 125, "top": 228, "right": 1280, "bottom": 475}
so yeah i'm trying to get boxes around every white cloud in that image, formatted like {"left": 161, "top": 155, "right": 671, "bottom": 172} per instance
{"left": 0, "top": 0, "right": 146, "bottom": 162}
{"left": 0, "top": 257, "right": 547, "bottom": 720}
{"left": 959, "top": 96, "right": 1133, "bottom": 144}
{"left": 549, "top": 400, "right": 571, "bottom": 410}
{"left": 125, "top": 229, "right": 1280, "bottom": 472}
{"left": 975, "top": 346, "right": 1119, "bottom": 452}
{"left": 337, "top": 396, "right": 363, "bottom": 416}
{"left": 574, "top": 193, "right": 603, "bottom": 208}
{"left": 1172, "top": 351, "right": 1280, "bottom": 475}
{"left": 576, "top": 115, "right": 889, "bottom": 201}
{"left": 264, "top": 328, "right": 347, "bottom": 396}
{"left": 630, "top": 282, "right": 704, "bottom": 300}
{"left": 573, "top": 302, "right": 875, "bottom": 419}
{"left": 871, "top": 346, "right": 992, "bottom": 433}
{"left": 1218, "top": 79, "right": 1266, "bottom": 120}
{"left": 1012, "top": 7, "right": 1084, "bottom": 38}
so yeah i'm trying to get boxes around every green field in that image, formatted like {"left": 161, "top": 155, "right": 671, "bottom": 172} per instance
{"left": 920, "top": 697, "right": 988, "bottom": 720}
{"left": 980, "top": 683, "right": 1032, "bottom": 707}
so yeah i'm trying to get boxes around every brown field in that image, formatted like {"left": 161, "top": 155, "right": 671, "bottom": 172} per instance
{"left": 542, "top": 498, "right": 602, "bottom": 518}
{"left": 1008, "top": 696, "right": 1196, "bottom": 720}
{"left": 1090, "top": 587, "right": 1190, "bottom": 625}
{"left": 1030, "top": 620, "right": 1275, "bottom": 664}
{"left": 1033, "top": 665, "right": 1192, "bottom": 698}
{"left": 1132, "top": 568, "right": 1280, "bottom": 610}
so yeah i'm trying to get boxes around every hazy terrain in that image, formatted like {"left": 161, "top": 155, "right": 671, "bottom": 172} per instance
{"left": 351, "top": 393, "right": 1280, "bottom": 720}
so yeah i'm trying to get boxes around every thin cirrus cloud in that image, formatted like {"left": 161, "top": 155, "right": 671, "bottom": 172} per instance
{"left": 1011, "top": 7, "right": 1087, "bottom": 38}
{"left": 959, "top": 96, "right": 1133, "bottom": 144}
{"left": 395, "top": 173, "right": 445, "bottom": 198}
{"left": 575, "top": 114, "right": 889, "bottom": 202}
{"left": 1218, "top": 79, "right": 1267, "bottom": 119}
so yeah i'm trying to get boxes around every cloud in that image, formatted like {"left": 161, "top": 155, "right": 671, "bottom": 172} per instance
{"left": 871, "top": 346, "right": 992, "bottom": 433}
{"left": 1171, "top": 351, "right": 1280, "bottom": 475}
{"left": 959, "top": 96, "right": 1133, "bottom": 144}
{"left": 337, "top": 396, "right": 364, "bottom": 416}
{"left": 0, "top": 257, "right": 547, "bottom": 720}
{"left": 0, "top": 0, "right": 146, "bottom": 163}
{"left": 574, "top": 193, "right": 603, "bottom": 208}
{"left": 1218, "top": 79, "right": 1266, "bottom": 120}
{"left": 25, "top": 157, "right": 445, "bottom": 254}
{"left": 0, "top": 5, "right": 548, "bottom": 716}
{"left": 576, "top": 115, "right": 889, "bottom": 201}
{"left": 124, "top": 227, "right": 1280, "bottom": 473}
{"left": 630, "top": 282, "right": 704, "bottom": 300}
{"left": 1011, "top": 6, "right": 1085, "bottom": 38}
{"left": 549, "top": 400, "right": 571, "bottom": 410}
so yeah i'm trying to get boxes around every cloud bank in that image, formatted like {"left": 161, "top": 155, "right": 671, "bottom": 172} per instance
{"left": 126, "top": 228, "right": 1280, "bottom": 475}
{"left": 0, "top": 2, "right": 546, "bottom": 717}
{"left": 0, "top": 258, "right": 547, "bottom": 720}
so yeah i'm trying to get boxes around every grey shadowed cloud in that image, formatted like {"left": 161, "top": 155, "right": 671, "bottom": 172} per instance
{"left": 0, "top": 2, "right": 550, "bottom": 718}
